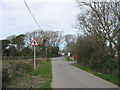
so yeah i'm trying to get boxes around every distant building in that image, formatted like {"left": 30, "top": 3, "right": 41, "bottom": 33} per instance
{"left": 59, "top": 53, "right": 65, "bottom": 56}
{"left": 72, "top": 54, "right": 78, "bottom": 61}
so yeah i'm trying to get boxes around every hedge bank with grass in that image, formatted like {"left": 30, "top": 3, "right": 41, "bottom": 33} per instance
{"left": 2, "top": 58, "right": 52, "bottom": 88}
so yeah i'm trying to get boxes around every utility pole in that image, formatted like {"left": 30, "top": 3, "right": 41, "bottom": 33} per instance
{"left": 43, "top": 38, "right": 48, "bottom": 59}
{"left": 118, "top": 6, "right": 120, "bottom": 62}
{"left": 118, "top": 8, "right": 120, "bottom": 86}
{"left": 46, "top": 42, "right": 48, "bottom": 59}
{"left": 118, "top": 32, "right": 120, "bottom": 87}
{"left": 118, "top": 32, "right": 120, "bottom": 61}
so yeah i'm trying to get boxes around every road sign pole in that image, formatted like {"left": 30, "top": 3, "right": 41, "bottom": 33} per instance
{"left": 34, "top": 46, "right": 36, "bottom": 71}
{"left": 30, "top": 38, "right": 38, "bottom": 71}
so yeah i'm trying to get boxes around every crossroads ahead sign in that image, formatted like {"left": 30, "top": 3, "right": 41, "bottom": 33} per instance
{"left": 30, "top": 38, "right": 39, "bottom": 46}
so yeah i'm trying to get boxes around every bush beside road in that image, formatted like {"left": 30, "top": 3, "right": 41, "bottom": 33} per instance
{"left": 72, "top": 63, "right": 119, "bottom": 86}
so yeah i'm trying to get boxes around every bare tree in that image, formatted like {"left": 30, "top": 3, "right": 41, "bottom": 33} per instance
{"left": 25, "top": 32, "right": 33, "bottom": 46}
{"left": 64, "top": 34, "right": 76, "bottom": 53}
{"left": 25, "top": 30, "right": 64, "bottom": 57}
{"left": 76, "top": 1, "right": 120, "bottom": 57}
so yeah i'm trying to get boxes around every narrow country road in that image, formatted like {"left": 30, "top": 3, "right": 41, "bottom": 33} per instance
{"left": 51, "top": 57, "right": 118, "bottom": 88}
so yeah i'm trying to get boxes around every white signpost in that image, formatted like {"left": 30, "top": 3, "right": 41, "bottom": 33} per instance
{"left": 30, "top": 38, "right": 39, "bottom": 70}
{"left": 68, "top": 52, "right": 70, "bottom": 57}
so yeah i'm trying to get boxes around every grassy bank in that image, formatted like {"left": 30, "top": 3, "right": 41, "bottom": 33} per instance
{"left": 29, "top": 59, "right": 52, "bottom": 88}
{"left": 72, "top": 63, "right": 119, "bottom": 86}
{"left": 2, "top": 58, "right": 52, "bottom": 88}
{"left": 66, "top": 58, "right": 74, "bottom": 61}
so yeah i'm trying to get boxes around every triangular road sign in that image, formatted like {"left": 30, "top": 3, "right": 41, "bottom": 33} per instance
{"left": 30, "top": 38, "right": 39, "bottom": 46}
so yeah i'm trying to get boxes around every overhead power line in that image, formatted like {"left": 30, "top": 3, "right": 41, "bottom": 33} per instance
{"left": 23, "top": 0, "right": 40, "bottom": 29}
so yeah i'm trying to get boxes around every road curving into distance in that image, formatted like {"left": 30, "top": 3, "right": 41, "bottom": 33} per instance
{"left": 51, "top": 57, "right": 118, "bottom": 88}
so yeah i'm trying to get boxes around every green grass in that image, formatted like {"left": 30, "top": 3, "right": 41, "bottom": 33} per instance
{"left": 29, "top": 59, "right": 52, "bottom": 88}
{"left": 66, "top": 58, "right": 74, "bottom": 61}
{"left": 72, "top": 63, "right": 119, "bottom": 86}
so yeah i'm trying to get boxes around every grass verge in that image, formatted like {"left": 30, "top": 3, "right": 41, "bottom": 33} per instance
{"left": 72, "top": 63, "right": 119, "bottom": 86}
{"left": 66, "top": 58, "right": 74, "bottom": 61}
{"left": 29, "top": 59, "right": 52, "bottom": 88}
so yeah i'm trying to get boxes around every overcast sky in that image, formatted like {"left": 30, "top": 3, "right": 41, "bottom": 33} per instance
{"left": 0, "top": 0, "right": 80, "bottom": 40}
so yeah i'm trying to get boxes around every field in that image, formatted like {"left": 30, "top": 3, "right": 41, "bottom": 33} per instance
{"left": 2, "top": 58, "right": 52, "bottom": 88}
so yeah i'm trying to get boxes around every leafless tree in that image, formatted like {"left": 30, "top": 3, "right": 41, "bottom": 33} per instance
{"left": 76, "top": 1, "right": 120, "bottom": 58}
{"left": 64, "top": 34, "right": 77, "bottom": 53}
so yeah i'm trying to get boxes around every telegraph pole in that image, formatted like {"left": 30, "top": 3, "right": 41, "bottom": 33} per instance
{"left": 118, "top": 33, "right": 120, "bottom": 61}
{"left": 118, "top": 6, "right": 120, "bottom": 62}
{"left": 118, "top": 9, "right": 120, "bottom": 86}
{"left": 46, "top": 42, "right": 48, "bottom": 59}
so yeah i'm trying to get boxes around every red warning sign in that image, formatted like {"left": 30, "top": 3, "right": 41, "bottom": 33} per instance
{"left": 30, "top": 38, "right": 39, "bottom": 46}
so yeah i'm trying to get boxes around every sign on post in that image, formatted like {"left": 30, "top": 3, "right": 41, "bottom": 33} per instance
{"left": 68, "top": 52, "right": 70, "bottom": 57}
{"left": 30, "top": 38, "right": 39, "bottom": 71}
{"left": 30, "top": 38, "right": 39, "bottom": 46}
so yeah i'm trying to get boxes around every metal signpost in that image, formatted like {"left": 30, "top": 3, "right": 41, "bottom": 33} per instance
{"left": 30, "top": 38, "right": 39, "bottom": 71}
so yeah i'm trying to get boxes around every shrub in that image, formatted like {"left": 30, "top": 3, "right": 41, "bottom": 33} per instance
{"left": 2, "top": 68, "right": 10, "bottom": 88}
